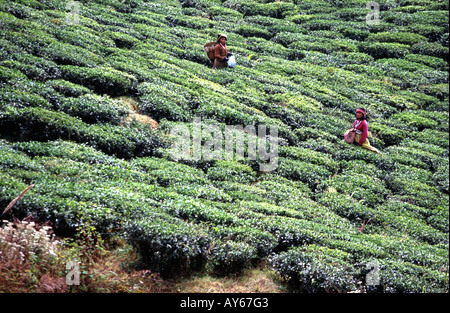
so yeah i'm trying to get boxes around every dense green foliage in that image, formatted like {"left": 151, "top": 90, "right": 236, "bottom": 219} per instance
{"left": 0, "top": 0, "right": 448, "bottom": 292}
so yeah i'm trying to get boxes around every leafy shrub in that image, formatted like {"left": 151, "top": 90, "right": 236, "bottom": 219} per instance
{"left": 318, "top": 171, "right": 390, "bottom": 207}
{"left": 60, "top": 65, "right": 138, "bottom": 97}
{"left": 433, "top": 161, "right": 449, "bottom": 194}
{"left": 358, "top": 42, "right": 410, "bottom": 59}
{"left": 0, "top": 107, "right": 164, "bottom": 159}
{"left": 367, "top": 31, "right": 427, "bottom": 46}
{"left": 410, "top": 41, "right": 449, "bottom": 59}
{"left": 237, "top": 23, "right": 272, "bottom": 39}
{"left": 317, "top": 191, "right": 382, "bottom": 227}
{"left": 45, "top": 79, "right": 92, "bottom": 97}
{"left": 137, "top": 82, "right": 192, "bottom": 122}
{"left": 224, "top": 0, "right": 296, "bottom": 18}
{"left": 207, "top": 5, "right": 243, "bottom": 19}
{"left": 386, "top": 173, "right": 449, "bottom": 210}
{"left": 0, "top": 65, "right": 27, "bottom": 83}
{"left": 12, "top": 140, "right": 120, "bottom": 166}
{"left": 39, "top": 41, "right": 104, "bottom": 68}
{"left": 102, "top": 30, "right": 140, "bottom": 49}
{"left": 275, "top": 157, "right": 332, "bottom": 189}
{"left": 279, "top": 146, "right": 339, "bottom": 173}
{"left": 270, "top": 245, "right": 357, "bottom": 293}
{"left": 370, "top": 122, "right": 408, "bottom": 146}
{"left": 124, "top": 212, "right": 211, "bottom": 278}
{"left": 1, "top": 52, "right": 61, "bottom": 80}
{"left": 0, "top": 0, "right": 448, "bottom": 291}
{"left": 211, "top": 225, "right": 277, "bottom": 258}
{"left": 376, "top": 258, "right": 448, "bottom": 293}
{"left": 59, "top": 94, "right": 129, "bottom": 124}
{"left": 405, "top": 53, "right": 448, "bottom": 71}
{"left": 412, "top": 129, "right": 449, "bottom": 149}
{"left": 209, "top": 241, "right": 258, "bottom": 276}
{"left": 334, "top": 146, "right": 394, "bottom": 171}
{"left": 0, "top": 88, "right": 52, "bottom": 111}
{"left": 207, "top": 160, "right": 256, "bottom": 184}
{"left": 131, "top": 157, "right": 207, "bottom": 187}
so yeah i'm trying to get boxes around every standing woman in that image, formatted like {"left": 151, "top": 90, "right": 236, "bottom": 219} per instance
{"left": 352, "top": 108, "right": 383, "bottom": 155}
{"left": 213, "top": 34, "right": 229, "bottom": 69}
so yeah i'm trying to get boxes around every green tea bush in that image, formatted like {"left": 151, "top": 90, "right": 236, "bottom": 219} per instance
{"left": 213, "top": 181, "right": 271, "bottom": 203}
{"left": 270, "top": 245, "right": 357, "bottom": 293}
{"left": 386, "top": 174, "right": 448, "bottom": 210}
{"left": 60, "top": 65, "right": 138, "bottom": 97}
{"left": 166, "top": 14, "right": 214, "bottom": 29}
{"left": 367, "top": 31, "right": 428, "bottom": 46}
{"left": 207, "top": 5, "right": 243, "bottom": 19}
{"left": 0, "top": 140, "right": 43, "bottom": 172}
{"left": 275, "top": 157, "right": 332, "bottom": 189}
{"left": 209, "top": 241, "right": 258, "bottom": 276}
{"left": 207, "top": 160, "right": 257, "bottom": 184}
{"left": 124, "top": 212, "right": 211, "bottom": 277}
{"left": 131, "top": 157, "right": 207, "bottom": 187}
{"left": 2, "top": 52, "right": 61, "bottom": 80}
{"left": 39, "top": 41, "right": 104, "bottom": 68}
{"left": 433, "top": 161, "right": 449, "bottom": 194}
{"left": 45, "top": 79, "right": 92, "bottom": 97}
{"left": 224, "top": 0, "right": 296, "bottom": 18}
{"left": 317, "top": 191, "right": 382, "bottom": 227}
{"left": 237, "top": 22, "right": 272, "bottom": 39}
{"left": 369, "top": 122, "right": 409, "bottom": 146}
{"left": 385, "top": 144, "right": 444, "bottom": 170}
{"left": 0, "top": 0, "right": 448, "bottom": 291}
{"left": 358, "top": 42, "right": 410, "bottom": 59}
{"left": 0, "top": 88, "right": 52, "bottom": 111}
{"left": 334, "top": 146, "right": 394, "bottom": 171}
{"left": 211, "top": 225, "right": 277, "bottom": 258}
{"left": 102, "top": 30, "right": 140, "bottom": 49}
{"left": 12, "top": 140, "right": 121, "bottom": 166}
{"left": 279, "top": 146, "right": 339, "bottom": 173}
{"left": 59, "top": 94, "right": 129, "bottom": 124}
{"left": 0, "top": 107, "right": 164, "bottom": 159}
{"left": 318, "top": 172, "right": 390, "bottom": 207}
{"left": 410, "top": 41, "right": 449, "bottom": 59}
{"left": 405, "top": 54, "right": 448, "bottom": 71}
{"left": 255, "top": 176, "right": 312, "bottom": 200}
{"left": 376, "top": 258, "right": 448, "bottom": 293}
{"left": 137, "top": 81, "right": 193, "bottom": 122}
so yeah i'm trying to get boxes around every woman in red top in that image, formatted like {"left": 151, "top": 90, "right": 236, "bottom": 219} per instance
{"left": 213, "top": 34, "right": 229, "bottom": 69}
{"left": 352, "top": 108, "right": 383, "bottom": 155}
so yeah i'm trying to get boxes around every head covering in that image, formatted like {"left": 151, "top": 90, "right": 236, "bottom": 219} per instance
{"left": 217, "top": 34, "right": 227, "bottom": 42}
{"left": 356, "top": 108, "right": 366, "bottom": 115}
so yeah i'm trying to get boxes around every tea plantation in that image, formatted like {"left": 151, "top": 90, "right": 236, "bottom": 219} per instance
{"left": 0, "top": 0, "right": 448, "bottom": 293}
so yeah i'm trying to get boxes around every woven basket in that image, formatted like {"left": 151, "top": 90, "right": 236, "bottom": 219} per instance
{"left": 204, "top": 41, "right": 217, "bottom": 61}
{"left": 343, "top": 129, "right": 356, "bottom": 144}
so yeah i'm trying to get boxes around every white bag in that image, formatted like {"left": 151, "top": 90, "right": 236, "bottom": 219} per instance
{"left": 227, "top": 55, "right": 236, "bottom": 68}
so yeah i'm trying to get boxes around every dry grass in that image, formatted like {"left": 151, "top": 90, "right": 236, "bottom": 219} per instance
{"left": 0, "top": 218, "right": 64, "bottom": 293}
{"left": 0, "top": 218, "right": 171, "bottom": 293}
{"left": 119, "top": 96, "right": 159, "bottom": 129}
{"left": 173, "top": 267, "right": 287, "bottom": 293}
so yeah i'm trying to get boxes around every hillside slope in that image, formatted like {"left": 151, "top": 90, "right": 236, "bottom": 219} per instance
{"left": 0, "top": 0, "right": 448, "bottom": 292}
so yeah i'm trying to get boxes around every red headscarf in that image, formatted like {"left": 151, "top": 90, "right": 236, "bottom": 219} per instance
{"left": 356, "top": 108, "right": 366, "bottom": 115}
